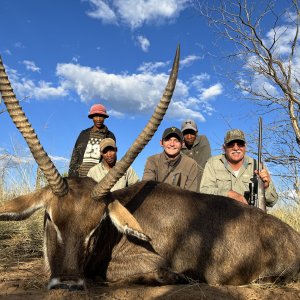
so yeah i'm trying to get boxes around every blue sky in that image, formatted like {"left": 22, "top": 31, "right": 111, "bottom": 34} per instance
{"left": 0, "top": 0, "right": 289, "bottom": 181}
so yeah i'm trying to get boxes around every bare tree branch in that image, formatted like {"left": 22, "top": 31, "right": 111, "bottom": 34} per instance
{"left": 193, "top": 0, "right": 300, "bottom": 204}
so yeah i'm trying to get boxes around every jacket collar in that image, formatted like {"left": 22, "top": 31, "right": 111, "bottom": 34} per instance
{"left": 90, "top": 124, "right": 108, "bottom": 134}
{"left": 162, "top": 151, "right": 182, "bottom": 167}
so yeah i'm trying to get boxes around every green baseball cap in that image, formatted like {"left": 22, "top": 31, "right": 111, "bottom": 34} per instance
{"left": 224, "top": 129, "right": 246, "bottom": 144}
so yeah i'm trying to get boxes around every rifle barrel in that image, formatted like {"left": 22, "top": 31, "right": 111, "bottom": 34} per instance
{"left": 257, "top": 117, "right": 266, "bottom": 212}
{"left": 258, "top": 117, "right": 262, "bottom": 172}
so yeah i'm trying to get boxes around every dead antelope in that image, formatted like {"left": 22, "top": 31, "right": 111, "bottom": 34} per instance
{"left": 0, "top": 47, "right": 299, "bottom": 291}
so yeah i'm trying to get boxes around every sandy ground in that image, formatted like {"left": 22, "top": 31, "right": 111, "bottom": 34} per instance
{"left": 0, "top": 258, "right": 299, "bottom": 300}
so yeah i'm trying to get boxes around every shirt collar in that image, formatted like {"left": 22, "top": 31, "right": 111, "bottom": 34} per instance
{"left": 162, "top": 151, "right": 182, "bottom": 166}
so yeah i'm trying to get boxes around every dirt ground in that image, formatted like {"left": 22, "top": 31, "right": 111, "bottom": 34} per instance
{"left": 0, "top": 258, "right": 299, "bottom": 300}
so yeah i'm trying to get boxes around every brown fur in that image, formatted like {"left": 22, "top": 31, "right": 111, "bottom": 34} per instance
{"left": 0, "top": 177, "right": 299, "bottom": 289}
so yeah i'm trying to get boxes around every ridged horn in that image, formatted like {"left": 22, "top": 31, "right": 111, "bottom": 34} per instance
{"left": 91, "top": 45, "right": 180, "bottom": 200}
{"left": 0, "top": 56, "right": 68, "bottom": 196}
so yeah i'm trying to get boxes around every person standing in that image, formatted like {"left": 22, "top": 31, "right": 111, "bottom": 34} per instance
{"left": 142, "top": 127, "right": 198, "bottom": 192}
{"left": 200, "top": 129, "right": 278, "bottom": 206}
{"left": 68, "top": 104, "right": 116, "bottom": 177}
{"left": 181, "top": 119, "right": 211, "bottom": 191}
{"left": 87, "top": 138, "right": 139, "bottom": 190}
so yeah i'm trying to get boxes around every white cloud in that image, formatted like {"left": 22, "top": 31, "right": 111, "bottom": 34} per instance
{"left": 6, "top": 59, "right": 222, "bottom": 122}
{"left": 240, "top": 19, "right": 300, "bottom": 98}
{"left": 180, "top": 55, "right": 203, "bottom": 68}
{"left": 168, "top": 98, "right": 206, "bottom": 121}
{"left": 14, "top": 42, "right": 24, "bottom": 48}
{"left": 55, "top": 62, "right": 220, "bottom": 121}
{"left": 136, "top": 35, "right": 150, "bottom": 52}
{"left": 6, "top": 66, "right": 68, "bottom": 100}
{"left": 16, "top": 79, "right": 67, "bottom": 100}
{"left": 190, "top": 73, "right": 210, "bottom": 89}
{"left": 86, "top": 0, "right": 118, "bottom": 24}
{"left": 283, "top": 10, "right": 299, "bottom": 24}
{"left": 138, "top": 61, "right": 168, "bottom": 73}
{"left": 56, "top": 63, "right": 175, "bottom": 111}
{"left": 265, "top": 25, "right": 299, "bottom": 56}
{"left": 49, "top": 155, "right": 69, "bottom": 163}
{"left": 200, "top": 83, "right": 223, "bottom": 100}
{"left": 23, "top": 60, "right": 40, "bottom": 73}
{"left": 85, "top": 0, "right": 190, "bottom": 29}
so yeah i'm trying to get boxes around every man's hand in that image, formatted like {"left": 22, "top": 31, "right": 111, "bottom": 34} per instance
{"left": 255, "top": 169, "right": 270, "bottom": 188}
{"left": 227, "top": 190, "right": 248, "bottom": 205}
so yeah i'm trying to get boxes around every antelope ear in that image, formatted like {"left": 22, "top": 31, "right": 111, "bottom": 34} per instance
{"left": 0, "top": 189, "right": 47, "bottom": 221}
{"left": 107, "top": 200, "right": 151, "bottom": 242}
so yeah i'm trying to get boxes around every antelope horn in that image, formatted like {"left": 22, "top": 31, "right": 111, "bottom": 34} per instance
{"left": 92, "top": 45, "right": 180, "bottom": 200}
{"left": 0, "top": 56, "right": 68, "bottom": 197}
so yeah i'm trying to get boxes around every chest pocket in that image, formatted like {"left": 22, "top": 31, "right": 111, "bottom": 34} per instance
{"left": 215, "top": 170, "right": 232, "bottom": 190}
{"left": 171, "top": 171, "right": 189, "bottom": 188}
{"left": 241, "top": 174, "right": 253, "bottom": 191}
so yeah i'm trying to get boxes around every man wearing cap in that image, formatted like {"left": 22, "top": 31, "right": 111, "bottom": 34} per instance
{"left": 142, "top": 127, "right": 199, "bottom": 192}
{"left": 68, "top": 104, "right": 116, "bottom": 177}
{"left": 181, "top": 119, "right": 211, "bottom": 191}
{"left": 87, "top": 138, "right": 139, "bottom": 190}
{"left": 200, "top": 129, "right": 278, "bottom": 206}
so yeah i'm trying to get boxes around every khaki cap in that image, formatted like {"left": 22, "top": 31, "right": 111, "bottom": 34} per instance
{"left": 224, "top": 129, "right": 246, "bottom": 144}
{"left": 181, "top": 119, "right": 198, "bottom": 132}
{"left": 100, "top": 138, "right": 116, "bottom": 152}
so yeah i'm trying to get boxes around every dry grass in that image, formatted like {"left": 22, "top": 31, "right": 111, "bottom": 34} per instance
{"left": 0, "top": 195, "right": 44, "bottom": 265}
{"left": 270, "top": 206, "right": 300, "bottom": 232}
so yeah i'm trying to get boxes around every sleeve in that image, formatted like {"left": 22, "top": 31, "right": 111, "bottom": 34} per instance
{"left": 265, "top": 181, "right": 278, "bottom": 207}
{"left": 126, "top": 167, "right": 140, "bottom": 186}
{"left": 142, "top": 157, "right": 157, "bottom": 181}
{"left": 87, "top": 166, "right": 98, "bottom": 182}
{"left": 200, "top": 158, "right": 229, "bottom": 197}
{"left": 185, "top": 162, "right": 199, "bottom": 192}
{"left": 68, "top": 132, "right": 83, "bottom": 177}
{"left": 107, "top": 130, "right": 116, "bottom": 142}
{"left": 262, "top": 166, "right": 278, "bottom": 207}
{"left": 257, "top": 163, "right": 278, "bottom": 207}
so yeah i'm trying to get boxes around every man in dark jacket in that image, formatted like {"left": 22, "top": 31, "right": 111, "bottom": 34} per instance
{"left": 142, "top": 127, "right": 198, "bottom": 192}
{"left": 181, "top": 119, "right": 211, "bottom": 191}
{"left": 68, "top": 104, "right": 115, "bottom": 177}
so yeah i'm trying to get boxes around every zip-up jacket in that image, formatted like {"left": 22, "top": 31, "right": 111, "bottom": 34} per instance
{"left": 181, "top": 135, "right": 211, "bottom": 191}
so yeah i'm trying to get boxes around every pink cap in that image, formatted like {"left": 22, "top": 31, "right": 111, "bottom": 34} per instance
{"left": 88, "top": 104, "right": 109, "bottom": 118}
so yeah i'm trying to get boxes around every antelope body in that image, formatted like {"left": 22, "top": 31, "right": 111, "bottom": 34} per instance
{"left": 1, "top": 178, "right": 299, "bottom": 290}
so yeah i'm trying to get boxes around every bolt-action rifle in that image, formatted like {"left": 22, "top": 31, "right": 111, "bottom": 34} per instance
{"left": 248, "top": 117, "right": 266, "bottom": 212}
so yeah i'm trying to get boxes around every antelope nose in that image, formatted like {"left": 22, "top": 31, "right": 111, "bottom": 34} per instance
{"left": 48, "top": 277, "right": 86, "bottom": 291}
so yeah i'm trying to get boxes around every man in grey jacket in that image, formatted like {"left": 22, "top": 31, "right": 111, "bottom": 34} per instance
{"left": 181, "top": 119, "right": 211, "bottom": 191}
{"left": 143, "top": 127, "right": 199, "bottom": 192}
{"left": 200, "top": 129, "right": 278, "bottom": 207}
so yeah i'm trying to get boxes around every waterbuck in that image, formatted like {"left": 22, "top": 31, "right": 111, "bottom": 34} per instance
{"left": 0, "top": 47, "right": 299, "bottom": 291}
